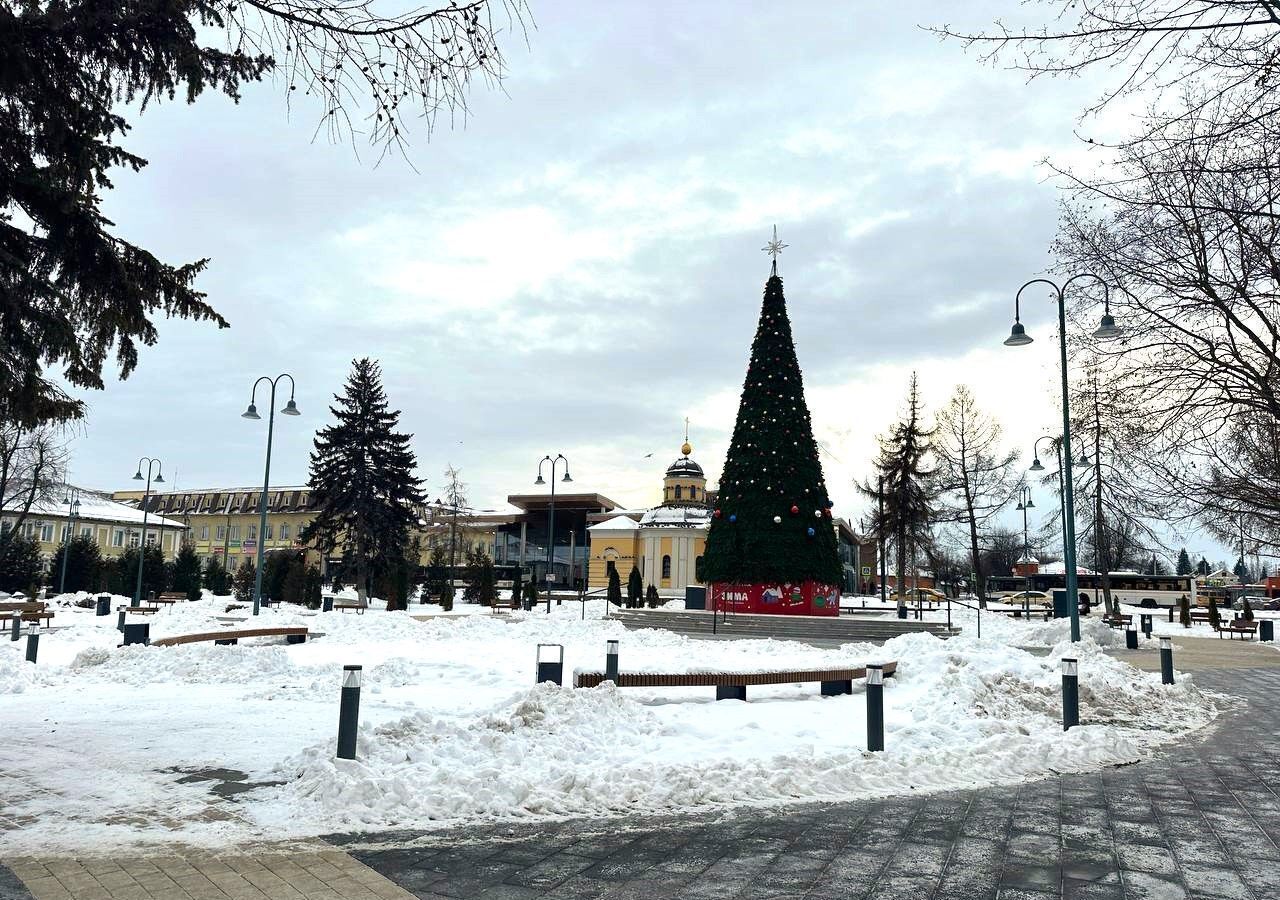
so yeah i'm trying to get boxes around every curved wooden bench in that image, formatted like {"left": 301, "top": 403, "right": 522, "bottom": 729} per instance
{"left": 574, "top": 661, "right": 897, "bottom": 700}
{"left": 152, "top": 627, "right": 309, "bottom": 647}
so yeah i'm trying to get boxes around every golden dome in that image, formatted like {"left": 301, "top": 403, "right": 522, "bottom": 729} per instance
{"left": 681, "top": 441, "right": 692, "bottom": 456}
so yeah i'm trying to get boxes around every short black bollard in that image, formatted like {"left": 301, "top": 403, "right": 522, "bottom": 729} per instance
{"left": 322, "top": 595, "right": 334, "bottom": 613}
{"left": 1125, "top": 626, "right": 1138, "bottom": 650}
{"left": 1062, "top": 657, "right": 1080, "bottom": 731}
{"left": 605, "top": 640, "right": 619, "bottom": 682}
{"left": 896, "top": 606, "right": 907, "bottom": 620}
{"left": 25, "top": 624, "right": 39, "bottom": 664}
{"left": 1260, "top": 620, "right": 1274, "bottom": 642}
{"left": 337, "top": 665, "right": 362, "bottom": 760}
{"left": 96, "top": 595, "right": 111, "bottom": 617}
{"left": 9, "top": 614, "right": 19, "bottom": 642}
{"left": 117, "top": 609, "right": 127, "bottom": 634}
{"left": 1160, "top": 637, "right": 1174, "bottom": 685}
{"left": 535, "top": 644, "right": 564, "bottom": 685}
{"left": 1141, "top": 613, "right": 1153, "bottom": 637}
{"left": 866, "top": 664, "right": 885, "bottom": 752}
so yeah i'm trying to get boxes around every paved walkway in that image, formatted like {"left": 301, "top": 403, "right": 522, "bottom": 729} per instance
{"left": 5, "top": 643, "right": 1279, "bottom": 900}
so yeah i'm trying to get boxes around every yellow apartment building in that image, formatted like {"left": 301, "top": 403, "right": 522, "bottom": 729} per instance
{"left": 2, "top": 487, "right": 187, "bottom": 564}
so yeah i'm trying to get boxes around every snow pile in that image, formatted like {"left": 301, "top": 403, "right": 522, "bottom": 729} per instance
{"left": 253, "top": 628, "right": 1215, "bottom": 834}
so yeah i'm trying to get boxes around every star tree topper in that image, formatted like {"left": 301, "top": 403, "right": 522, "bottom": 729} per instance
{"left": 762, "top": 225, "right": 788, "bottom": 274}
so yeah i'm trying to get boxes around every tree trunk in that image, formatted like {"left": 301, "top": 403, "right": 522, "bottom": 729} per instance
{"left": 1095, "top": 450, "right": 1117, "bottom": 617}
{"left": 895, "top": 521, "right": 907, "bottom": 612}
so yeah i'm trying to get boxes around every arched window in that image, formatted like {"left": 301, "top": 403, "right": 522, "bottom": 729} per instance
{"left": 675, "top": 485, "right": 683, "bottom": 500}
{"left": 662, "top": 555, "right": 671, "bottom": 579}
{"left": 689, "top": 486, "right": 698, "bottom": 500}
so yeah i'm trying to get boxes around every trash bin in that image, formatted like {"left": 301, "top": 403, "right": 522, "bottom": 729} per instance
{"left": 685, "top": 586, "right": 707, "bottom": 610}
{"left": 1052, "top": 590, "right": 1070, "bottom": 620}
{"left": 95, "top": 595, "right": 111, "bottom": 616}
{"left": 122, "top": 622, "right": 150, "bottom": 647}
{"left": 1125, "top": 627, "right": 1139, "bottom": 650}
{"left": 1140, "top": 613, "right": 1153, "bottom": 637}
{"left": 1261, "top": 620, "right": 1274, "bottom": 642}
{"left": 322, "top": 595, "right": 334, "bottom": 613}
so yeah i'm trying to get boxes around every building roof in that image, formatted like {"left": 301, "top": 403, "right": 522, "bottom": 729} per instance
{"left": 588, "top": 515, "right": 642, "bottom": 532}
{"left": 1037, "top": 560, "right": 1099, "bottom": 575}
{"left": 507, "top": 492, "right": 621, "bottom": 512}
{"left": 639, "top": 505, "right": 712, "bottom": 528}
{"left": 665, "top": 456, "right": 705, "bottom": 479}
{"left": 15, "top": 488, "right": 186, "bottom": 530}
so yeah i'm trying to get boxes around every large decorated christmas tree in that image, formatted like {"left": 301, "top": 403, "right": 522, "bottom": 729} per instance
{"left": 703, "top": 236, "right": 842, "bottom": 616}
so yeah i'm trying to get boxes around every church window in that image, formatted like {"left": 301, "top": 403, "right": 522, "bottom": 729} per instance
{"left": 662, "top": 555, "right": 671, "bottom": 579}
{"left": 675, "top": 485, "right": 683, "bottom": 500}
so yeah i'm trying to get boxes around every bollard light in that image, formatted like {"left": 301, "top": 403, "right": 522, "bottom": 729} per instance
{"left": 1159, "top": 637, "right": 1174, "bottom": 685}
{"left": 9, "top": 614, "right": 19, "bottom": 642}
{"left": 866, "top": 664, "right": 885, "bottom": 752}
{"left": 337, "top": 664, "right": 363, "bottom": 760}
{"left": 605, "top": 639, "right": 620, "bottom": 682}
{"left": 1061, "top": 657, "right": 1080, "bottom": 731}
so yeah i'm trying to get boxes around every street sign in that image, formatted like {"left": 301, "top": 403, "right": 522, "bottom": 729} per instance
{"left": 861, "top": 566, "right": 871, "bottom": 576}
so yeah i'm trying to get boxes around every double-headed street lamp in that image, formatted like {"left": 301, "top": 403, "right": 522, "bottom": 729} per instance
{"left": 1015, "top": 486, "right": 1035, "bottom": 601}
{"left": 59, "top": 486, "right": 82, "bottom": 595}
{"left": 131, "top": 458, "right": 165, "bottom": 606}
{"left": 242, "top": 374, "right": 300, "bottom": 616}
{"left": 1004, "top": 273, "right": 1121, "bottom": 642}
{"left": 535, "top": 454, "right": 572, "bottom": 614}
{"left": 1030, "top": 435, "right": 1091, "bottom": 561}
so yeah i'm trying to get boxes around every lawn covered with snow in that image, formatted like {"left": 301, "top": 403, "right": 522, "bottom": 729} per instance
{"left": 0, "top": 591, "right": 1218, "bottom": 854}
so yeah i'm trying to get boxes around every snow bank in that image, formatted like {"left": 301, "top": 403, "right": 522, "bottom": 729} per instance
{"left": 0, "top": 594, "right": 1219, "bottom": 852}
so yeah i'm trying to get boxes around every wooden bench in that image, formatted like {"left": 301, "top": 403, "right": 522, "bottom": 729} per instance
{"left": 151, "top": 627, "right": 309, "bottom": 647}
{"left": 0, "top": 601, "right": 46, "bottom": 613}
{"left": 1102, "top": 614, "right": 1133, "bottom": 629}
{"left": 574, "top": 661, "right": 898, "bottom": 701}
{"left": 118, "top": 604, "right": 161, "bottom": 615}
{"left": 1189, "top": 610, "right": 1214, "bottom": 624}
{"left": 334, "top": 601, "right": 367, "bottom": 615}
{"left": 155, "top": 592, "right": 187, "bottom": 606}
{"left": 0, "top": 610, "right": 54, "bottom": 627}
{"left": 1218, "top": 620, "right": 1258, "bottom": 640}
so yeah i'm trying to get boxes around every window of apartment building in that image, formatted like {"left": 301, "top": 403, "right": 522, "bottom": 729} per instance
{"left": 60, "top": 524, "right": 71, "bottom": 543}
{"left": 279, "top": 524, "right": 290, "bottom": 541}
{"left": 215, "top": 525, "right": 226, "bottom": 541}
{"left": 229, "top": 525, "right": 240, "bottom": 541}
{"left": 80, "top": 526, "right": 93, "bottom": 540}
{"left": 39, "top": 522, "right": 53, "bottom": 542}
{"left": 662, "top": 555, "right": 671, "bottom": 579}
{"left": 263, "top": 523, "right": 273, "bottom": 540}
{"left": 247, "top": 524, "right": 257, "bottom": 541}
{"left": 200, "top": 525, "right": 209, "bottom": 541}
{"left": 128, "top": 531, "right": 140, "bottom": 548}
{"left": 113, "top": 529, "right": 125, "bottom": 547}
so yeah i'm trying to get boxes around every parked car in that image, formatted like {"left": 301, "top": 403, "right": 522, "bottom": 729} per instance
{"left": 1003, "top": 590, "right": 1051, "bottom": 606}
{"left": 889, "top": 587, "right": 947, "bottom": 603}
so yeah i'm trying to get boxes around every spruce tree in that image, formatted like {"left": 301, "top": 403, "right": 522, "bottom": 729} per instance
{"left": 607, "top": 566, "right": 623, "bottom": 607}
{"left": 702, "top": 267, "right": 841, "bottom": 587}
{"left": 627, "top": 565, "right": 642, "bottom": 609}
{"left": 203, "top": 557, "right": 230, "bottom": 595}
{"left": 858, "top": 374, "right": 938, "bottom": 610}
{"left": 1207, "top": 595, "right": 1222, "bottom": 630}
{"left": 646, "top": 584, "right": 661, "bottom": 608}
{"left": 50, "top": 535, "right": 102, "bottom": 594}
{"left": 0, "top": 534, "right": 42, "bottom": 594}
{"left": 1176, "top": 548, "right": 1193, "bottom": 576}
{"left": 1242, "top": 597, "right": 1255, "bottom": 622}
{"left": 463, "top": 546, "right": 497, "bottom": 606}
{"left": 304, "top": 359, "right": 425, "bottom": 602}
{"left": 233, "top": 559, "right": 256, "bottom": 604}
{"left": 1179, "top": 594, "right": 1192, "bottom": 628}
{"left": 171, "top": 542, "right": 204, "bottom": 601}
{"left": 1197, "top": 557, "right": 1211, "bottom": 577}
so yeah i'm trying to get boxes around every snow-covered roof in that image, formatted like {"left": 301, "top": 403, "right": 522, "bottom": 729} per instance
{"left": 588, "top": 515, "right": 641, "bottom": 531}
{"left": 1037, "top": 560, "right": 1099, "bottom": 575}
{"left": 639, "top": 506, "right": 711, "bottom": 528}
{"left": 11, "top": 488, "right": 186, "bottom": 530}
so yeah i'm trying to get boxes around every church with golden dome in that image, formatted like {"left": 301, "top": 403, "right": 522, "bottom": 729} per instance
{"left": 585, "top": 435, "right": 716, "bottom": 593}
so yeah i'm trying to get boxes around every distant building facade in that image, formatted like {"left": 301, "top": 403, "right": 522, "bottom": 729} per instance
{"left": 3, "top": 488, "right": 186, "bottom": 565}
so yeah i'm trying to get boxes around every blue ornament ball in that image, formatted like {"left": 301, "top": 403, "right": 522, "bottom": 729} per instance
{"left": 806, "top": 527, "right": 816, "bottom": 537}
{"left": 728, "top": 514, "right": 737, "bottom": 523}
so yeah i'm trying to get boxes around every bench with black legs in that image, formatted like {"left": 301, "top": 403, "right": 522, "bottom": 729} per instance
{"left": 1102, "top": 613, "right": 1133, "bottom": 629}
{"left": 574, "top": 661, "right": 897, "bottom": 701}
{"left": 1217, "top": 620, "right": 1258, "bottom": 640}
{"left": 151, "top": 627, "right": 309, "bottom": 647}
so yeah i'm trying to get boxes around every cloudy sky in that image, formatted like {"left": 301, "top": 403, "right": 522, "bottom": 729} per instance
{"left": 58, "top": 2, "right": 1221, "bottom": 562}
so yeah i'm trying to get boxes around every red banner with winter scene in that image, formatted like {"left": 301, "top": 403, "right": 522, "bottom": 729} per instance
{"left": 708, "top": 581, "right": 840, "bottom": 617}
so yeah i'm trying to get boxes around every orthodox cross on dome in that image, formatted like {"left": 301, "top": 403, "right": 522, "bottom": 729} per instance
{"left": 682, "top": 417, "right": 692, "bottom": 457}
{"left": 762, "top": 225, "right": 788, "bottom": 275}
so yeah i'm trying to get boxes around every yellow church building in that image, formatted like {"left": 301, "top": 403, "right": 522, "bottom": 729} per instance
{"left": 586, "top": 440, "right": 714, "bottom": 593}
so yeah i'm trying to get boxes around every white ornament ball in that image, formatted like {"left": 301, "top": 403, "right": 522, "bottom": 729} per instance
{"left": 773, "top": 516, "right": 782, "bottom": 524}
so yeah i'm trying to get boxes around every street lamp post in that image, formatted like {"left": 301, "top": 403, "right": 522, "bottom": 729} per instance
{"left": 1030, "top": 435, "right": 1091, "bottom": 567}
{"left": 535, "top": 454, "right": 572, "bottom": 615}
{"left": 1004, "top": 273, "right": 1120, "bottom": 642}
{"left": 1015, "top": 486, "right": 1035, "bottom": 610}
{"left": 131, "top": 458, "right": 165, "bottom": 606}
{"left": 59, "top": 486, "right": 82, "bottom": 594}
{"left": 241, "top": 374, "right": 300, "bottom": 616}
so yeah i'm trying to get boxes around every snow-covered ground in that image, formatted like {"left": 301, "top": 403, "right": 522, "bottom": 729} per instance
{"left": 0, "top": 592, "right": 1218, "bottom": 854}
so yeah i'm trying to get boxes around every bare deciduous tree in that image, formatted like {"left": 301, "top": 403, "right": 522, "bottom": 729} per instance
{"left": 0, "top": 424, "right": 68, "bottom": 553}
{"left": 933, "top": 385, "right": 1021, "bottom": 604}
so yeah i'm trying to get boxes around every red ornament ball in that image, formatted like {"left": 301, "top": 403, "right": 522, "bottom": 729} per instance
{"left": 790, "top": 504, "right": 799, "bottom": 515}
{"left": 714, "top": 508, "right": 722, "bottom": 518}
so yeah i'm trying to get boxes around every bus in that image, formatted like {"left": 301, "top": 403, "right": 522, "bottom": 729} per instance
{"left": 986, "top": 572, "right": 1197, "bottom": 607}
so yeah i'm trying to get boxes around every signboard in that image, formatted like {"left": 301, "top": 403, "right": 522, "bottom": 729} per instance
{"left": 545, "top": 573, "right": 557, "bottom": 583}
{"left": 708, "top": 581, "right": 840, "bottom": 617}
{"left": 213, "top": 547, "right": 225, "bottom": 555}
{"left": 861, "top": 566, "right": 871, "bottom": 576}
{"left": 242, "top": 540, "right": 257, "bottom": 553}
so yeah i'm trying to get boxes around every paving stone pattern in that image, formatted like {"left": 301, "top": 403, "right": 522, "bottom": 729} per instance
{"left": 337, "top": 667, "right": 1280, "bottom": 900}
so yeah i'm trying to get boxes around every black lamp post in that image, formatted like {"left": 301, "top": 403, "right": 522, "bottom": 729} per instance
{"left": 1015, "top": 485, "right": 1035, "bottom": 604}
{"left": 131, "top": 458, "right": 165, "bottom": 606}
{"left": 242, "top": 374, "right": 300, "bottom": 616}
{"left": 1004, "top": 273, "right": 1121, "bottom": 641}
{"left": 59, "top": 486, "right": 82, "bottom": 594}
{"left": 1030, "top": 435, "right": 1091, "bottom": 565}
{"left": 535, "top": 454, "right": 572, "bottom": 614}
